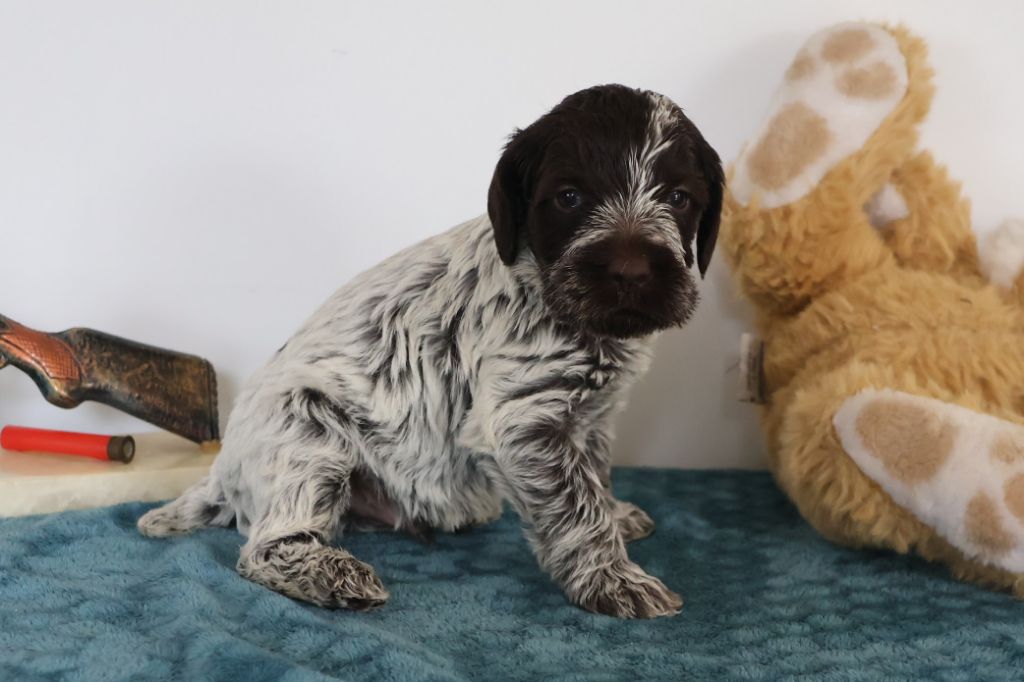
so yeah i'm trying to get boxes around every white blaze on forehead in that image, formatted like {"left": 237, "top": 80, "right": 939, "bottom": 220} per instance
{"left": 583, "top": 93, "right": 682, "bottom": 252}
{"left": 647, "top": 93, "right": 681, "bottom": 140}
{"left": 635, "top": 93, "right": 679, "bottom": 186}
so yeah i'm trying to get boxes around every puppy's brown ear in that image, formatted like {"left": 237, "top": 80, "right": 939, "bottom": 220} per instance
{"left": 695, "top": 134, "right": 724, "bottom": 278}
{"left": 487, "top": 129, "right": 543, "bottom": 265}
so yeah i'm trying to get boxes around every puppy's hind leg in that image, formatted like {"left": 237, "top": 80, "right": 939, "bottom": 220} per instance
{"left": 138, "top": 474, "right": 233, "bottom": 537}
{"left": 237, "top": 452, "right": 388, "bottom": 609}
{"left": 235, "top": 391, "right": 388, "bottom": 609}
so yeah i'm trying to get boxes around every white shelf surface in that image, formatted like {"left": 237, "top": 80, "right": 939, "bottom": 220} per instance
{"left": 0, "top": 432, "right": 216, "bottom": 517}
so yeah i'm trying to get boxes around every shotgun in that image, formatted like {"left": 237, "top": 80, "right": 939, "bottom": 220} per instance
{"left": 0, "top": 314, "right": 219, "bottom": 445}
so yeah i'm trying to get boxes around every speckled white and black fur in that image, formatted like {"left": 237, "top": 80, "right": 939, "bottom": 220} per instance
{"left": 139, "top": 85, "right": 723, "bottom": 619}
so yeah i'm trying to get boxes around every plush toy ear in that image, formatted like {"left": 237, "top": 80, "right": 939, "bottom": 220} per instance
{"left": 487, "top": 129, "right": 544, "bottom": 266}
{"left": 695, "top": 134, "right": 725, "bottom": 278}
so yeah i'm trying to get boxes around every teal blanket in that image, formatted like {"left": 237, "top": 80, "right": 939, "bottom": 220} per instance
{"left": 2, "top": 470, "right": 1022, "bottom": 681}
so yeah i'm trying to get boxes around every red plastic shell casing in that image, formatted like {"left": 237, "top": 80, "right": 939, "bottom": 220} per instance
{"left": 0, "top": 425, "right": 135, "bottom": 463}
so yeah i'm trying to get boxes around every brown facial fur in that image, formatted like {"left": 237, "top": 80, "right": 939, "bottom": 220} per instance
{"left": 487, "top": 84, "right": 724, "bottom": 339}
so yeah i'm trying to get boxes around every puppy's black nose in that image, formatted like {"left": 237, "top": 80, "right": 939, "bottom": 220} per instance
{"left": 608, "top": 253, "right": 652, "bottom": 288}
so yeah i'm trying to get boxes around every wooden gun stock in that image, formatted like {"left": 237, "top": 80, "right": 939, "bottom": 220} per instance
{"left": 0, "top": 314, "right": 220, "bottom": 445}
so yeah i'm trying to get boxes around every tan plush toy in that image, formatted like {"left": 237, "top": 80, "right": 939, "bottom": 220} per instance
{"left": 722, "top": 21, "right": 1024, "bottom": 595}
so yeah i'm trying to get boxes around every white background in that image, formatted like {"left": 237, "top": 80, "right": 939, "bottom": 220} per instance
{"left": 2, "top": 1, "right": 1022, "bottom": 468}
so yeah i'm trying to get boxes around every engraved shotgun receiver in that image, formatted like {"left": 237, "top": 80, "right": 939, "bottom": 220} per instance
{"left": 0, "top": 314, "right": 220, "bottom": 445}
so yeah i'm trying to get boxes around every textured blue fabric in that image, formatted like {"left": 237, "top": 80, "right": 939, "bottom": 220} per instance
{"left": 2, "top": 469, "right": 1024, "bottom": 681}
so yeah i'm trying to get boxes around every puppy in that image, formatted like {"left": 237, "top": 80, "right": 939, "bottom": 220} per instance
{"left": 138, "top": 84, "right": 723, "bottom": 619}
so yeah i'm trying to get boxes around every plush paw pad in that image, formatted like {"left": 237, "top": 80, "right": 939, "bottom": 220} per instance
{"left": 732, "top": 23, "right": 909, "bottom": 209}
{"left": 835, "top": 388, "right": 1024, "bottom": 571}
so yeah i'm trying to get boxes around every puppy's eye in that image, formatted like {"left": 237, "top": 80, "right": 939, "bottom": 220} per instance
{"left": 555, "top": 188, "right": 583, "bottom": 211}
{"left": 667, "top": 190, "right": 690, "bottom": 209}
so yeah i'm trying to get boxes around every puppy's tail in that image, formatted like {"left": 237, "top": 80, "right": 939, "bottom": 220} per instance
{"left": 137, "top": 474, "right": 233, "bottom": 538}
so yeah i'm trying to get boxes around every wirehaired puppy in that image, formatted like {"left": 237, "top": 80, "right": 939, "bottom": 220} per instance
{"left": 139, "top": 84, "right": 723, "bottom": 618}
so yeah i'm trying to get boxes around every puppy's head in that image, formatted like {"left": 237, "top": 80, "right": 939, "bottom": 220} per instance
{"left": 488, "top": 84, "right": 723, "bottom": 339}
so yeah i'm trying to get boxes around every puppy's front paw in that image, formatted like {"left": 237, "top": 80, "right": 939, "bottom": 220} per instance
{"left": 308, "top": 550, "right": 390, "bottom": 610}
{"left": 613, "top": 500, "right": 655, "bottom": 542}
{"left": 575, "top": 562, "right": 682, "bottom": 619}
{"left": 238, "top": 545, "right": 390, "bottom": 611}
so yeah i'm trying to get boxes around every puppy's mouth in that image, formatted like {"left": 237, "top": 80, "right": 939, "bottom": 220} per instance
{"left": 588, "top": 308, "right": 665, "bottom": 339}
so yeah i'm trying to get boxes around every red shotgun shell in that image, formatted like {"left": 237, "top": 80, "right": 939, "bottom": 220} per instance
{"left": 0, "top": 425, "right": 135, "bottom": 463}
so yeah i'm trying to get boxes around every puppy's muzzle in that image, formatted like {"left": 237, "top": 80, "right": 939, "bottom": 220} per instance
{"left": 590, "top": 235, "right": 678, "bottom": 298}
{"left": 606, "top": 243, "right": 654, "bottom": 293}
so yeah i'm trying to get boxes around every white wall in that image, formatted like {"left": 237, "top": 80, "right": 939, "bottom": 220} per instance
{"left": 2, "top": 1, "right": 1022, "bottom": 468}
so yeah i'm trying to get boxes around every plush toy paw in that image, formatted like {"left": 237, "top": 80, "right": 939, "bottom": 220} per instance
{"left": 731, "top": 22, "right": 909, "bottom": 209}
{"left": 835, "top": 388, "right": 1024, "bottom": 572}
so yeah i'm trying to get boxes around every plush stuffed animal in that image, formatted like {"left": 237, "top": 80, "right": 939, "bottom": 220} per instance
{"left": 722, "top": 21, "right": 1024, "bottom": 595}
